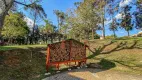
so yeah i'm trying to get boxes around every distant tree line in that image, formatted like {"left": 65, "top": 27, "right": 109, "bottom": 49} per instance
{"left": 57, "top": 0, "right": 142, "bottom": 40}
{"left": 0, "top": 0, "right": 142, "bottom": 45}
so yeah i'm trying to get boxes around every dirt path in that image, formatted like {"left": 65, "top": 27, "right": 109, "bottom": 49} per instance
{"left": 42, "top": 68, "right": 142, "bottom": 80}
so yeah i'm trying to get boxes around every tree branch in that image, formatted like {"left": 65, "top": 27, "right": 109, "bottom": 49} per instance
{"left": 14, "top": 0, "right": 29, "bottom": 7}
{"left": 2, "top": 0, "right": 7, "bottom": 7}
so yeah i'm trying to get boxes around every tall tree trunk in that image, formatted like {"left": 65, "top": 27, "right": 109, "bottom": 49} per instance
{"left": 101, "top": 6, "right": 106, "bottom": 39}
{"left": 0, "top": 0, "right": 14, "bottom": 34}
{"left": 33, "top": 12, "right": 37, "bottom": 44}
{"left": 91, "top": 28, "right": 94, "bottom": 40}
{"left": 113, "top": 30, "right": 116, "bottom": 38}
{"left": 86, "top": 30, "right": 89, "bottom": 40}
{"left": 127, "top": 30, "right": 130, "bottom": 37}
{"left": 51, "top": 36, "right": 53, "bottom": 43}
{"left": 0, "top": 15, "right": 4, "bottom": 35}
{"left": 57, "top": 17, "right": 60, "bottom": 32}
{"left": 102, "top": 24, "right": 105, "bottom": 39}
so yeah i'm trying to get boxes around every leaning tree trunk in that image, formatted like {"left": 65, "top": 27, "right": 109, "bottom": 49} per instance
{"left": 0, "top": 0, "right": 14, "bottom": 34}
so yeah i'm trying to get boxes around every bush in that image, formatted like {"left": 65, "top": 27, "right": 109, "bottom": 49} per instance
{"left": 94, "top": 34, "right": 100, "bottom": 39}
{"left": 105, "top": 35, "right": 117, "bottom": 39}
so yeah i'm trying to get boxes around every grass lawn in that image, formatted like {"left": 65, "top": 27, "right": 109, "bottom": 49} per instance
{"left": 0, "top": 46, "right": 47, "bottom": 80}
{"left": 87, "top": 38, "right": 142, "bottom": 75}
{"left": 0, "top": 38, "right": 142, "bottom": 80}
{"left": 0, "top": 44, "right": 47, "bottom": 51}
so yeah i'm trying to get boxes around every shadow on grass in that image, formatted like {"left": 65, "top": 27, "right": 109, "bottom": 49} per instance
{"left": 86, "top": 40, "right": 142, "bottom": 75}
{"left": 87, "top": 40, "right": 142, "bottom": 59}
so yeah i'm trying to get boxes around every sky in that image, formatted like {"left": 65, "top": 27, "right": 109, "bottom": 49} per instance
{"left": 41, "top": 0, "right": 82, "bottom": 25}
{"left": 17, "top": 0, "right": 141, "bottom": 37}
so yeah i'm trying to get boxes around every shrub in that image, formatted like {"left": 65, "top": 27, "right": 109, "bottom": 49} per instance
{"left": 94, "top": 34, "right": 100, "bottom": 39}
{"left": 105, "top": 35, "right": 117, "bottom": 39}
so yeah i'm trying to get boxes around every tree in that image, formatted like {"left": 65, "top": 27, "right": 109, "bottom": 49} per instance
{"left": 44, "top": 20, "right": 55, "bottom": 34}
{"left": 39, "top": 19, "right": 55, "bottom": 43}
{"left": 93, "top": 0, "right": 107, "bottom": 39}
{"left": 134, "top": 0, "right": 142, "bottom": 30}
{"left": 24, "top": 1, "right": 46, "bottom": 44}
{"left": 1, "top": 12, "right": 29, "bottom": 43}
{"left": 109, "top": 19, "right": 117, "bottom": 38}
{"left": 106, "top": 0, "right": 119, "bottom": 37}
{"left": 54, "top": 10, "right": 66, "bottom": 32}
{"left": 54, "top": 10, "right": 60, "bottom": 32}
{"left": 66, "top": 0, "right": 101, "bottom": 40}
{"left": 120, "top": 5, "right": 133, "bottom": 37}
{"left": 0, "top": 0, "right": 43, "bottom": 35}
{"left": 78, "top": 0, "right": 100, "bottom": 40}
{"left": 137, "top": 0, "right": 142, "bottom": 4}
{"left": 0, "top": 0, "right": 14, "bottom": 33}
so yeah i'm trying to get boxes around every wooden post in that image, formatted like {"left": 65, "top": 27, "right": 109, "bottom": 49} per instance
{"left": 57, "top": 63, "right": 59, "bottom": 70}
{"left": 69, "top": 40, "right": 72, "bottom": 67}
{"left": 46, "top": 45, "right": 50, "bottom": 71}
{"left": 84, "top": 42, "right": 87, "bottom": 64}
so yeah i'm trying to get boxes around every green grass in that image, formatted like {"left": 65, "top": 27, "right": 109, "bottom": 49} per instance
{"left": 0, "top": 47, "right": 47, "bottom": 80}
{"left": 0, "top": 38, "right": 142, "bottom": 80}
{"left": 87, "top": 39, "right": 142, "bottom": 75}
{"left": 0, "top": 45, "right": 47, "bottom": 51}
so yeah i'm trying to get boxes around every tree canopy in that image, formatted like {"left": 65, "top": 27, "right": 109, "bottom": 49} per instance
{"left": 2, "top": 12, "right": 29, "bottom": 38}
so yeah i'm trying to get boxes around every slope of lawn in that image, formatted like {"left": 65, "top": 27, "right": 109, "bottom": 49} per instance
{"left": 0, "top": 38, "right": 142, "bottom": 80}
{"left": 0, "top": 45, "right": 47, "bottom": 80}
{"left": 87, "top": 38, "right": 142, "bottom": 75}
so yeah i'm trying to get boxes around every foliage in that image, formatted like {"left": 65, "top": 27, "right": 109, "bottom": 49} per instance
{"left": 2, "top": 12, "right": 29, "bottom": 38}
{"left": 39, "top": 19, "right": 55, "bottom": 34}
{"left": 0, "top": 0, "right": 45, "bottom": 33}
{"left": 93, "top": 0, "right": 108, "bottom": 39}
{"left": 0, "top": 0, "right": 14, "bottom": 32}
{"left": 105, "top": 35, "right": 117, "bottom": 39}
{"left": 54, "top": 10, "right": 67, "bottom": 32}
{"left": 120, "top": 5, "right": 133, "bottom": 36}
{"left": 137, "top": 0, "right": 142, "bottom": 4}
{"left": 66, "top": 0, "right": 101, "bottom": 40}
{"left": 106, "top": 0, "right": 119, "bottom": 37}
{"left": 24, "top": 2, "right": 46, "bottom": 19}
{"left": 109, "top": 20, "right": 117, "bottom": 31}
{"left": 24, "top": 1, "right": 47, "bottom": 36}
{"left": 134, "top": 0, "right": 142, "bottom": 30}
{"left": 94, "top": 34, "right": 100, "bottom": 39}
